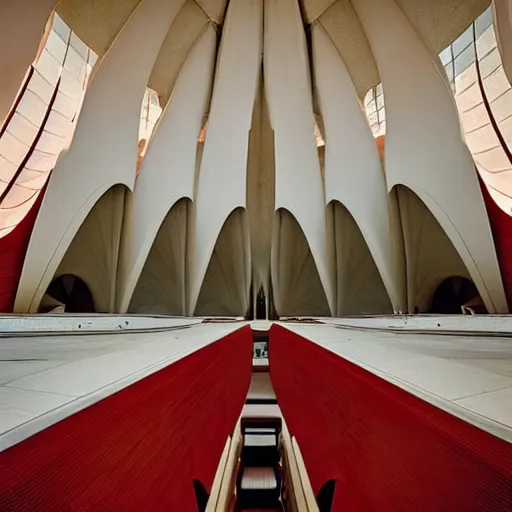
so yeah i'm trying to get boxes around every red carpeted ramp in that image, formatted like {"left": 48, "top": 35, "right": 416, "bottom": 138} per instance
{"left": 0, "top": 326, "right": 253, "bottom": 511}
{"left": 269, "top": 324, "right": 512, "bottom": 511}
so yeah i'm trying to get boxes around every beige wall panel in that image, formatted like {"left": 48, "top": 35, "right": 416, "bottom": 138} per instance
{"left": 265, "top": 0, "right": 336, "bottom": 315}
{"left": 57, "top": 0, "right": 143, "bottom": 57}
{"left": 317, "top": 0, "right": 380, "bottom": 98}
{"left": 246, "top": 77, "right": 276, "bottom": 301}
{"left": 0, "top": 0, "right": 57, "bottom": 127}
{"left": 271, "top": 209, "right": 331, "bottom": 317}
{"left": 53, "top": 185, "right": 126, "bottom": 313}
{"left": 396, "top": 186, "right": 472, "bottom": 312}
{"left": 302, "top": 0, "right": 338, "bottom": 22}
{"left": 189, "top": 0, "right": 262, "bottom": 315}
{"left": 15, "top": 0, "right": 186, "bottom": 313}
{"left": 313, "top": 24, "right": 405, "bottom": 312}
{"left": 352, "top": 0, "right": 507, "bottom": 313}
{"left": 195, "top": 208, "right": 251, "bottom": 316}
{"left": 148, "top": 0, "right": 210, "bottom": 104}
{"left": 128, "top": 199, "right": 190, "bottom": 314}
{"left": 118, "top": 26, "right": 216, "bottom": 313}
{"left": 195, "top": 0, "right": 228, "bottom": 24}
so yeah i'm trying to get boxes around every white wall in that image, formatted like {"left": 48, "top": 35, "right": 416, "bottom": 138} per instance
{"left": 189, "top": 0, "right": 262, "bottom": 315}
{"left": 352, "top": 0, "right": 508, "bottom": 314}
{"left": 15, "top": 0, "right": 186, "bottom": 313}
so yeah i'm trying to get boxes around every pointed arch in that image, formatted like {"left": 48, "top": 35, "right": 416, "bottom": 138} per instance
{"left": 395, "top": 184, "right": 477, "bottom": 313}
{"left": 189, "top": 0, "right": 262, "bottom": 314}
{"left": 118, "top": 25, "right": 217, "bottom": 313}
{"left": 194, "top": 207, "right": 251, "bottom": 317}
{"left": 312, "top": 22, "right": 405, "bottom": 313}
{"left": 264, "top": 0, "right": 335, "bottom": 315}
{"left": 38, "top": 184, "right": 127, "bottom": 313}
{"left": 129, "top": 198, "right": 190, "bottom": 314}
{"left": 332, "top": 201, "right": 393, "bottom": 315}
{"left": 247, "top": 71, "right": 276, "bottom": 310}
{"left": 271, "top": 208, "right": 330, "bottom": 318}
{"left": 15, "top": 0, "right": 186, "bottom": 313}
{"left": 352, "top": 0, "right": 507, "bottom": 313}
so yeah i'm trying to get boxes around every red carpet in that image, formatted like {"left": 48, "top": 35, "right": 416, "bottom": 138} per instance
{"left": 269, "top": 324, "right": 512, "bottom": 511}
{"left": 0, "top": 326, "right": 253, "bottom": 511}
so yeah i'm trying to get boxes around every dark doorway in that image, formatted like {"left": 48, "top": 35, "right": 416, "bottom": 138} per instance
{"left": 39, "top": 275, "right": 95, "bottom": 313}
{"left": 255, "top": 288, "right": 266, "bottom": 320}
{"left": 429, "top": 277, "right": 483, "bottom": 314}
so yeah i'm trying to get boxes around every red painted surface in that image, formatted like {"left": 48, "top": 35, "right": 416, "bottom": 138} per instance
{"left": 0, "top": 188, "right": 45, "bottom": 312}
{"left": 0, "top": 326, "right": 253, "bottom": 511}
{"left": 269, "top": 324, "right": 512, "bottom": 512}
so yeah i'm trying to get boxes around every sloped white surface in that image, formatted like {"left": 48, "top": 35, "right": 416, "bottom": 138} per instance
{"left": 264, "top": 0, "right": 335, "bottom": 315}
{"left": 189, "top": 0, "right": 262, "bottom": 314}
{"left": 15, "top": 0, "right": 187, "bottom": 313}
{"left": 352, "top": 0, "right": 507, "bottom": 314}
{"left": 282, "top": 322, "right": 512, "bottom": 442}
{"left": 119, "top": 26, "right": 217, "bottom": 313}
{"left": 0, "top": 322, "right": 245, "bottom": 451}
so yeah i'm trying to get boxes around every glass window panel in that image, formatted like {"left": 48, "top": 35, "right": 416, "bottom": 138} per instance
{"left": 376, "top": 93, "right": 384, "bottom": 110}
{"left": 376, "top": 83, "right": 383, "bottom": 95}
{"left": 17, "top": 90, "right": 48, "bottom": 126}
{"left": 454, "top": 43, "right": 476, "bottom": 76}
{"left": 52, "top": 13, "right": 71, "bottom": 43}
{"left": 60, "top": 69, "right": 83, "bottom": 100}
{"left": 453, "top": 25, "right": 474, "bottom": 57}
{"left": 44, "top": 29, "right": 68, "bottom": 64}
{"left": 37, "top": 131, "right": 65, "bottom": 155}
{"left": 439, "top": 46, "right": 452, "bottom": 66}
{"left": 444, "top": 62, "right": 455, "bottom": 82}
{"left": 44, "top": 109, "right": 71, "bottom": 138}
{"left": 479, "top": 47, "right": 503, "bottom": 79}
{"left": 0, "top": 131, "right": 29, "bottom": 166}
{"left": 476, "top": 25, "right": 498, "bottom": 60}
{"left": 63, "top": 46, "right": 86, "bottom": 80}
{"left": 25, "top": 149, "right": 58, "bottom": 172}
{"left": 0, "top": 156, "right": 18, "bottom": 187}
{"left": 88, "top": 51, "right": 99, "bottom": 68}
{"left": 7, "top": 113, "right": 39, "bottom": 146}
{"left": 35, "top": 49, "right": 62, "bottom": 86}
{"left": 70, "top": 32, "right": 89, "bottom": 60}
{"left": 52, "top": 91, "right": 79, "bottom": 120}
{"left": 475, "top": 6, "right": 493, "bottom": 38}
{"left": 27, "top": 69, "right": 55, "bottom": 104}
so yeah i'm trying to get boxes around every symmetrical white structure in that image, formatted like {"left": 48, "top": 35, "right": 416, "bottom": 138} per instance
{"left": 0, "top": 0, "right": 509, "bottom": 317}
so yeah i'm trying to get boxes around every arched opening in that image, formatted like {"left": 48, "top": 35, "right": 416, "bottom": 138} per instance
{"left": 195, "top": 207, "right": 251, "bottom": 317}
{"left": 39, "top": 274, "right": 95, "bottom": 313}
{"left": 192, "top": 479, "right": 209, "bottom": 512}
{"left": 429, "top": 277, "right": 485, "bottom": 314}
{"left": 271, "top": 208, "right": 330, "bottom": 318}
{"left": 316, "top": 479, "right": 337, "bottom": 512}
{"left": 332, "top": 201, "right": 393, "bottom": 315}
{"left": 129, "top": 198, "right": 190, "bottom": 315}
{"left": 394, "top": 185, "right": 475, "bottom": 313}
{"left": 47, "top": 184, "right": 127, "bottom": 313}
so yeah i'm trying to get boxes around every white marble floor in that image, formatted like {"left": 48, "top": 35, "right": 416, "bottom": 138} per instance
{"left": 281, "top": 322, "right": 512, "bottom": 443}
{"left": 0, "top": 322, "right": 245, "bottom": 452}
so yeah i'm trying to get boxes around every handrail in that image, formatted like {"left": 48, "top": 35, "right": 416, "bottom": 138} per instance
{"left": 280, "top": 422, "right": 308, "bottom": 511}
{"left": 292, "top": 436, "right": 320, "bottom": 512}
{"left": 205, "top": 436, "right": 231, "bottom": 512}
{"left": 215, "top": 419, "right": 242, "bottom": 511}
